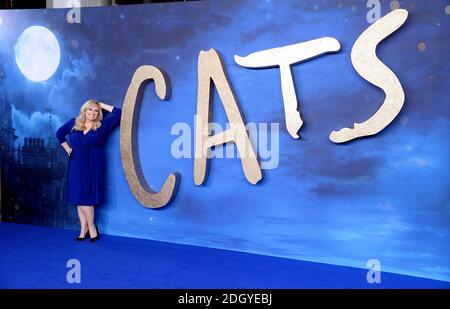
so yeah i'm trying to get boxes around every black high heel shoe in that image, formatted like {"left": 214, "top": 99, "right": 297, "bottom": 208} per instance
{"left": 75, "top": 229, "right": 90, "bottom": 241}
{"left": 90, "top": 225, "right": 99, "bottom": 243}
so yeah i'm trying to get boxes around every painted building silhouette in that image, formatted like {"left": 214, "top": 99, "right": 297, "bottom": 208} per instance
{"left": 0, "top": 64, "right": 75, "bottom": 228}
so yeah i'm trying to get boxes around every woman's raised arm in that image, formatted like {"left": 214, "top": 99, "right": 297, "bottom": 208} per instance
{"left": 99, "top": 103, "right": 122, "bottom": 134}
{"left": 99, "top": 102, "right": 114, "bottom": 113}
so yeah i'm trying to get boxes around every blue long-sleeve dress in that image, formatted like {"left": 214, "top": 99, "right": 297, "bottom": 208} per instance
{"left": 56, "top": 107, "right": 122, "bottom": 206}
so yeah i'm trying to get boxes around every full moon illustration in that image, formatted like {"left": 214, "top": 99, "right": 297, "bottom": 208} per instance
{"left": 14, "top": 26, "right": 60, "bottom": 82}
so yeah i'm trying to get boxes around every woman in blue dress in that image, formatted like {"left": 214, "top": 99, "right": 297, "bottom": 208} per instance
{"left": 56, "top": 100, "right": 121, "bottom": 242}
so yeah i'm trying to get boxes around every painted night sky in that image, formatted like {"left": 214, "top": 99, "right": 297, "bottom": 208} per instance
{"left": 0, "top": 0, "right": 449, "bottom": 282}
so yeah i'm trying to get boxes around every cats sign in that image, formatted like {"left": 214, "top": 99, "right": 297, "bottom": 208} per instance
{"left": 120, "top": 10, "right": 408, "bottom": 208}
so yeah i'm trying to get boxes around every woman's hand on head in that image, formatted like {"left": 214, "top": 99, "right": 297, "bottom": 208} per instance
{"left": 98, "top": 102, "right": 114, "bottom": 113}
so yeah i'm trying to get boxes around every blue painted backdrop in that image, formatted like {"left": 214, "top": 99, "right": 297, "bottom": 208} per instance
{"left": 0, "top": 0, "right": 449, "bottom": 282}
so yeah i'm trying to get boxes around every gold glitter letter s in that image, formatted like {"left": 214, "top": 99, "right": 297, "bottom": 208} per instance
{"left": 330, "top": 9, "right": 408, "bottom": 143}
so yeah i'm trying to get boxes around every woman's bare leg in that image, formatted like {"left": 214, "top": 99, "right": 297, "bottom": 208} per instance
{"left": 77, "top": 206, "right": 88, "bottom": 237}
{"left": 80, "top": 206, "right": 97, "bottom": 238}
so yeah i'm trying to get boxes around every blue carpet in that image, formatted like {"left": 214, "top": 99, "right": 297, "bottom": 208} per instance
{"left": 0, "top": 222, "right": 448, "bottom": 289}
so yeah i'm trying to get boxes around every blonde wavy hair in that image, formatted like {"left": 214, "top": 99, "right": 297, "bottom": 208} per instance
{"left": 72, "top": 99, "right": 103, "bottom": 131}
